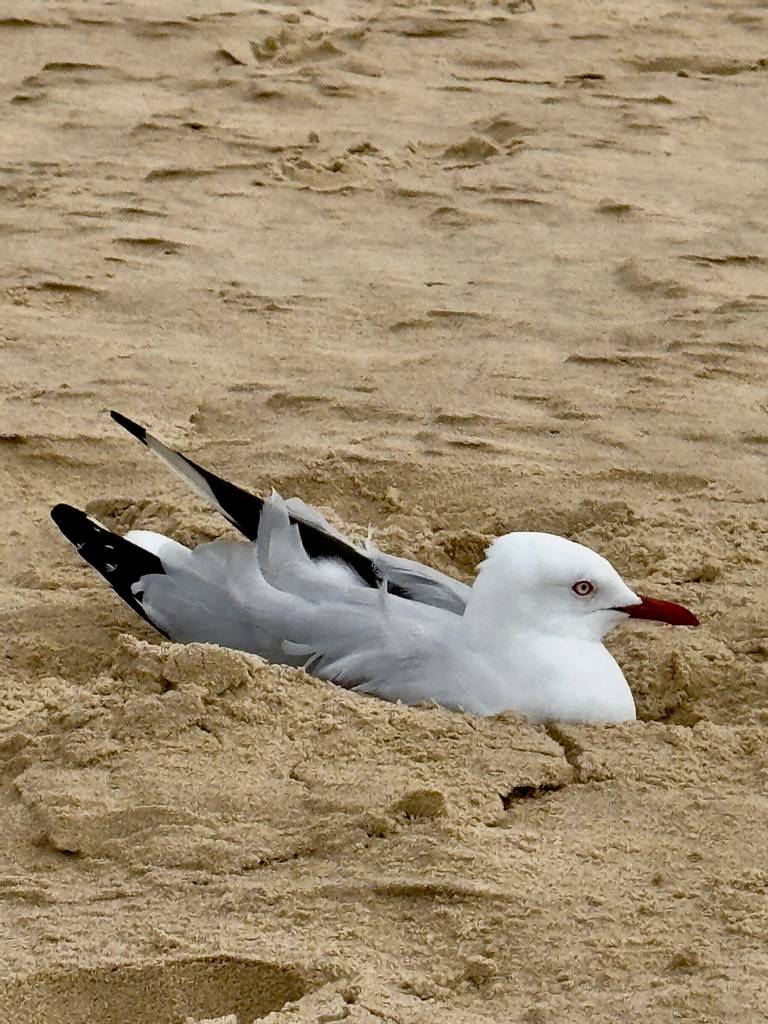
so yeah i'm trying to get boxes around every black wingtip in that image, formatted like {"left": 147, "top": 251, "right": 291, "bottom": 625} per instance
{"left": 50, "top": 501, "right": 169, "bottom": 636}
{"left": 51, "top": 502, "right": 88, "bottom": 539}
{"left": 51, "top": 502, "right": 69, "bottom": 522}
{"left": 110, "top": 410, "right": 148, "bottom": 445}
{"left": 109, "top": 410, "right": 388, "bottom": 593}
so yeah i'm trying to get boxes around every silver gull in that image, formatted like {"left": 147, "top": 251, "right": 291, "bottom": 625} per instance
{"left": 50, "top": 412, "right": 699, "bottom": 724}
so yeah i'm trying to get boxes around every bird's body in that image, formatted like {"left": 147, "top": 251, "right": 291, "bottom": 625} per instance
{"left": 51, "top": 413, "right": 698, "bottom": 724}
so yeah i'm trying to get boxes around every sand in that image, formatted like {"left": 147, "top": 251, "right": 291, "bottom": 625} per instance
{"left": 1, "top": 0, "right": 767, "bottom": 1021}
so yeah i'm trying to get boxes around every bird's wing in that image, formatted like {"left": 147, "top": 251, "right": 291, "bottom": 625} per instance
{"left": 136, "top": 494, "right": 460, "bottom": 667}
{"left": 220, "top": 495, "right": 473, "bottom": 701}
{"left": 51, "top": 504, "right": 282, "bottom": 655}
{"left": 109, "top": 411, "right": 471, "bottom": 612}
{"left": 109, "top": 410, "right": 380, "bottom": 587}
{"left": 50, "top": 496, "right": 367, "bottom": 662}
{"left": 51, "top": 497, "right": 503, "bottom": 712}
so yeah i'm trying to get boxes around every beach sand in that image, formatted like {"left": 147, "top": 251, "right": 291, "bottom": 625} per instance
{"left": 1, "top": 1, "right": 767, "bottom": 1020}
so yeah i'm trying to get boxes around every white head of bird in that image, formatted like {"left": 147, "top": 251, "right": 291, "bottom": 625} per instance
{"left": 464, "top": 532, "right": 696, "bottom": 642}
{"left": 459, "top": 532, "right": 698, "bottom": 723}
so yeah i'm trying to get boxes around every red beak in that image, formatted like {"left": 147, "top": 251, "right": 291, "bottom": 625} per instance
{"left": 615, "top": 595, "right": 699, "bottom": 627}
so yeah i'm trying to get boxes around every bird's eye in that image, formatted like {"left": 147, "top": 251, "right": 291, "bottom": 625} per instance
{"left": 572, "top": 580, "right": 594, "bottom": 596}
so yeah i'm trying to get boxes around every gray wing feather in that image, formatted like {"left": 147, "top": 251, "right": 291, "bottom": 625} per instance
{"left": 368, "top": 550, "right": 471, "bottom": 614}
{"left": 129, "top": 495, "right": 509, "bottom": 713}
{"left": 283, "top": 496, "right": 472, "bottom": 612}
{"left": 131, "top": 495, "right": 479, "bottom": 697}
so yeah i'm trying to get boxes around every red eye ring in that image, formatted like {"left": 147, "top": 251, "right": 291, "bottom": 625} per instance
{"left": 572, "top": 580, "right": 594, "bottom": 596}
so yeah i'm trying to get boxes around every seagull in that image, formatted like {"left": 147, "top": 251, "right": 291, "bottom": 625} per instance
{"left": 51, "top": 412, "right": 699, "bottom": 724}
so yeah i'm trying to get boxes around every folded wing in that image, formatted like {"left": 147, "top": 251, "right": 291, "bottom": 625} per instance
{"left": 53, "top": 494, "right": 471, "bottom": 696}
{"left": 109, "top": 411, "right": 471, "bottom": 613}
